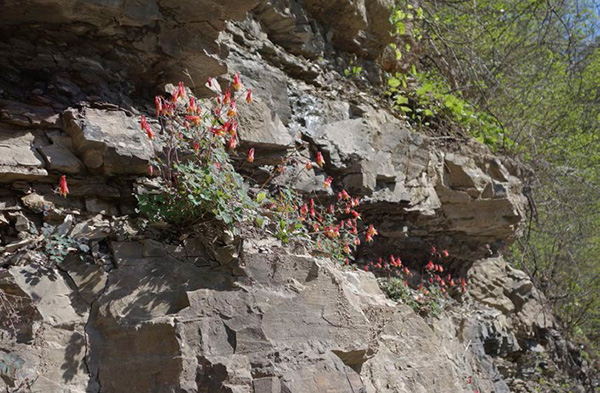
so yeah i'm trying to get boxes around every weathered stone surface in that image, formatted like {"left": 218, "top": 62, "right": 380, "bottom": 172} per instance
{"left": 237, "top": 99, "right": 294, "bottom": 151}
{"left": 0, "top": 265, "right": 89, "bottom": 393}
{"left": 0, "top": 127, "right": 48, "bottom": 182}
{"left": 63, "top": 108, "right": 153, "bottom": 175}
{"left": 469, "top": 257, "right": 555, "bottom": 337}
{"left": 39, "top": 144, "right": 85, "bottom": 174}
{"left": 3, "top": 236, "right": 535, "bottom": 393}
{"left": 303, "top": 0, "right": 394, "bottom": 59}
{"left": 0, "top": 0, "right": 259, "bottom": 108}
{"left": 0, "top": 100, "right": 61, "bottom": 128}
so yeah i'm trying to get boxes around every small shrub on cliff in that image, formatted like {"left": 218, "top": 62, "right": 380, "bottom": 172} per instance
{"left": 374, "top": 247, "right": 467, "bottom": 316}
{"left": 136, "top": 78, "right": 257, "bottom": 230}
{"left": 261, "top": 184, "right": 375, "bottom": 263}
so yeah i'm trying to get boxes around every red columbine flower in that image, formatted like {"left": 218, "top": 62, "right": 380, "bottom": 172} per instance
{"left": 351, "top": 210, "right": 360, "bottom": 219}
{"left": 316, "top": 152, "right": 325, "bottom": 167}
{"left": 192, "top": 142, "right": 200, "bottom": 152}
{"left": 188, "top": 96, "right": 197, "bottom": 114}
{"left": 341, "top": 190, "right": 350, "bottom": 199}
{"left": 58, "top": 175, "right": 69, "bottom": 197}
{"left": 185, "top": 115, "right": 202, "bottom": 126}
{"left": 154, "top": 96, "right": 163, "bottom": 116}
{"left": 305, "top": 161, "right": 313, "bottom": 170}
{"left": 148, "top": 165, "right": 154, "bottom": 176}
{"left": 344, "top": 243, "right": 351, "bottom": 254}
{"left": 426, "top": 261, "right": 435, "bottom": 271}
{"left": 140, "top": 115, "right": 155, "bottom": 140}
{"left": 366, "top": 225, "right": 377, "bottom": 239}
{"left": 247, "top": 148, "right": 255, "bottom": 163}
{"left": 223, "top": 89, "right": 231, "bottom": 105}
{"left": 334, "top": 225, "right": 340, "bottom": 236}
{"left": 246, "top": 88, "right": 253, "bottom": 104}
{"left": 431, "top": 246, "right": 437, "bottom": 254}
{"left": 323, "top": 176, "right": 333, "bottom": 188}
{"left": 232, "top": 72, "right": 243, "bottom": 91}
{"left": 228, "top": 135, "right": 237, "bottom": 150}
{"left": 227, "top": 101, "right": 237, "bottom": 117}
{"left": 299, "top": 204, "right": 308, "bottom": 216}
{"left": 442, "top": 249, "right": 449, "bottom": 257}
{"left": 140, "top": 115, "right": 149, "bottom": 130}
{"left": 172, "top": 81, "right": 185, "bottom": 102}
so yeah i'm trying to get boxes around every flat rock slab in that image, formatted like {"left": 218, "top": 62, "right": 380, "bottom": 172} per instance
{"left": 0, "top": 127, "right": 48, "bottom": 182}
{"left": 63, "top": 108, "right": 153, "bottom": 175}
{"left": 39, "top": 144, "right": 85, "bottom": 174}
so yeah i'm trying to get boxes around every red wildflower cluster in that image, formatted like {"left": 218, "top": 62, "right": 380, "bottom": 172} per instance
{"left": 366, "top": 246, "right": 468, "bottom": 299}
{"left": 141, "top": 76, "right": 254, "bottom": 189}
{"left": 264, "top": 185, "right": 377, "bottom": 262}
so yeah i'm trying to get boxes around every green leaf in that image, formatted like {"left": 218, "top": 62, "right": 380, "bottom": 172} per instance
{"left": 388, "top": 77, "right": 401, "bottom": 88}
{"left": 256, "top": 192, "right": 267, "bottom": 203}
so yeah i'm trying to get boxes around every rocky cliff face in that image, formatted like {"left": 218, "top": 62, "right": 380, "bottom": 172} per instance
{"left": 0, "top": 1, "right": 595, "bottom": 392}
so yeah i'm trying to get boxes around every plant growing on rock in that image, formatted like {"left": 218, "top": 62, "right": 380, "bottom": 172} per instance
{"left": 261, "top": 185, "right": 374, "bottom": 263}
{"left": 136, "top": 78, "right": 258, "bottom": 230}
{"left": 41, "top": 223, "right": 89, "bottom": 265}
{"left": 136, "top": 75, "right": 380, "bottom": 264}
{"left": 374, "top": 247, "right": 468, "bottom": 316}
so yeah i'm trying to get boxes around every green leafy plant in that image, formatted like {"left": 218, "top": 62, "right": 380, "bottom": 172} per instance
{"left": 386, "top": 67, "right": 513, "bottom": 150}
{"left": 41, "top": 224, "right": 89, "bottom": 264}
{"left": 343, "top": 56, "right": 363, "bottom": 79}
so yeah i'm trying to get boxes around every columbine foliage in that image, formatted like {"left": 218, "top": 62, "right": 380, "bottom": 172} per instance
{"left": 41, "top": 223, "right": 89, "bottom": 264}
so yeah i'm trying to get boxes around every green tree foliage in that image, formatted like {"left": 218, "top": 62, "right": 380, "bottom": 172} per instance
{"left": 404, "top": 0, "right": 600, "bottom": 347}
